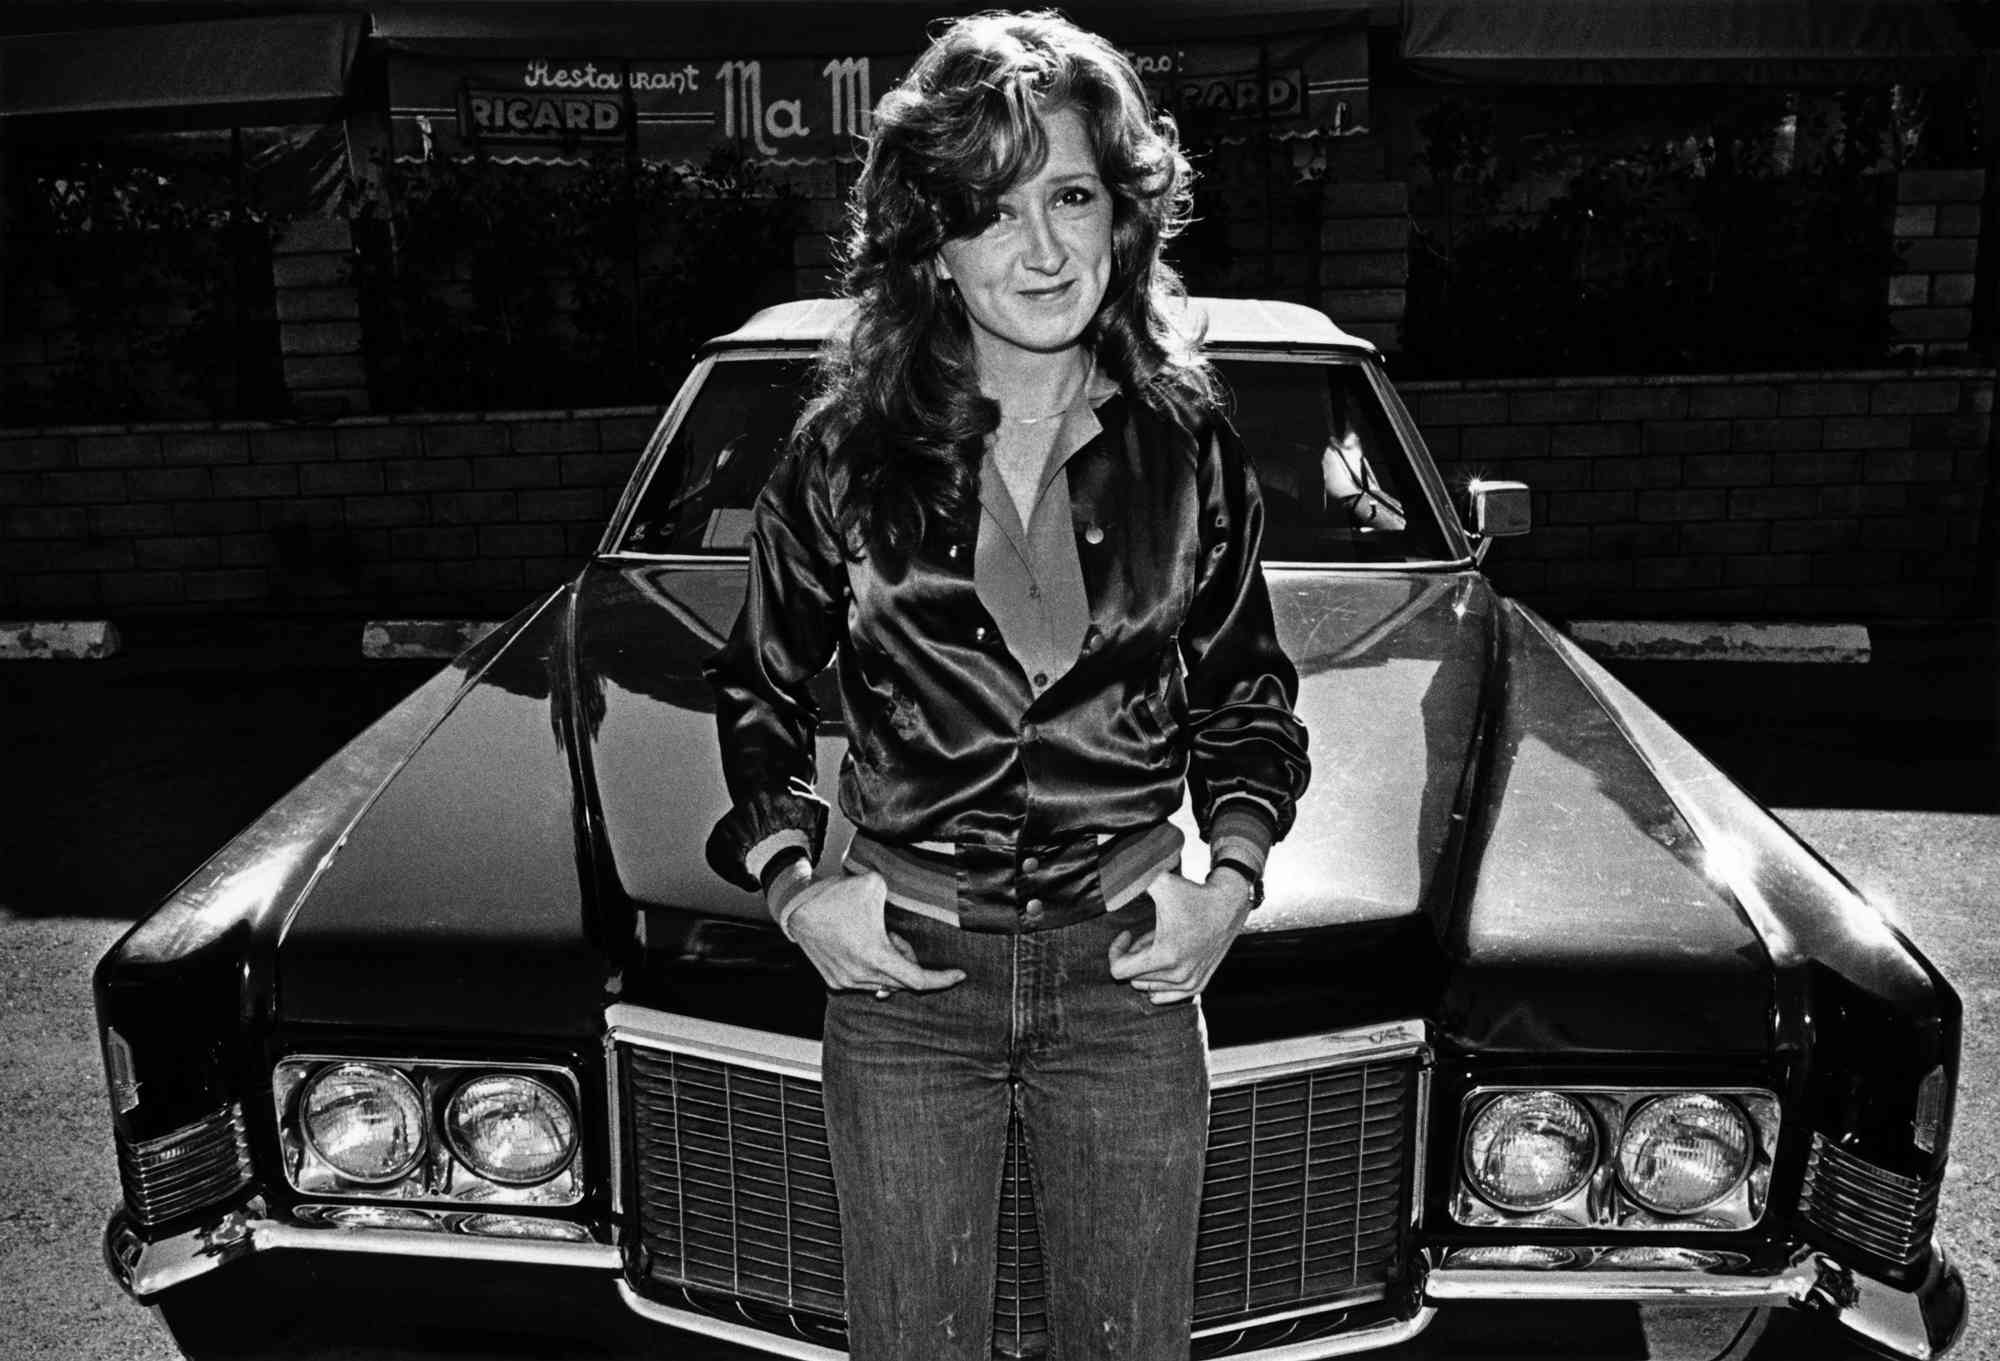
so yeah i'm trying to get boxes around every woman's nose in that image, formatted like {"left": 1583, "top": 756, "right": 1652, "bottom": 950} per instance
{"left": 1021, "top": 210, "right": 1065, "bottom": 273}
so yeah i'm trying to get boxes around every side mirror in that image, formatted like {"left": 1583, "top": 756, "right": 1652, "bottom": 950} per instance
{"left": 1466, "top": 480, "right": 1531, "bottom": 563}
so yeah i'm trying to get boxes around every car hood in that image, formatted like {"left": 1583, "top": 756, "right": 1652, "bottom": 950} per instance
{"left": 278, "top": 560, "right": 1771, "bottom": 1052}
{"left": 575, "top": 561, "right": 1768, "bottom": 1051}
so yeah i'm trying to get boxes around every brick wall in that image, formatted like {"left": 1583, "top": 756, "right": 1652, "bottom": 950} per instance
{"left": 273, "top": 219, "right": 369, "bottom": 419}
{"left": 0, "top": 408, "right": 660, "bottom": 619}
{"left": 1410, "top": 370, "right": 1995, "bottom": 620}
{"left": 1890, "top": 169, "right": 1985, "bottom": 361}
{"left": 4, "top": 365, "right": 1990, "bottom": 626}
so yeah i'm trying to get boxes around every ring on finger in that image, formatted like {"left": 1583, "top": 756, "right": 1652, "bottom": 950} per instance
{"left": 873, "top": 987, "right": 891, "bottom": 1000}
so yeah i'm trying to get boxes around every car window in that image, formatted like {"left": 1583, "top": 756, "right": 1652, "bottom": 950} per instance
{"left": 623, "top": 357, "right": 819, "bottom": 555}
{"left": 1219, "top": 359, "right": 1452, "bottom": 563}
{"left": 619, "top": 353, "right": 1452, "bottom": 563}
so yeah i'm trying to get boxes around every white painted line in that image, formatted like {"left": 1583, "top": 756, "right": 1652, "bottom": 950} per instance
{"left": 0, "top": 620, "right": 121, "bottom": 660}
{"left": 1568, "top": 620, "right": 1871, "bottom": 664}
{"left": 361, "top": 619, "right": 502, "bottom": 660}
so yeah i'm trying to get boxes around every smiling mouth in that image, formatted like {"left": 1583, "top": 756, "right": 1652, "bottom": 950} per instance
{"left": 1019, "top": 281, "right": 1074, "bottom": 300}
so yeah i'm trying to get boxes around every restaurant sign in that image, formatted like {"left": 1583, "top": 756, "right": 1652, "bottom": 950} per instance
{"left": 389, "top": 29, "right": 1366, "bottom": 166}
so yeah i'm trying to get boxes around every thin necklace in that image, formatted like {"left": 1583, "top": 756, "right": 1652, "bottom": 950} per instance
{"left": 1007, "top": 356, "right": 1095, "bottom": 426}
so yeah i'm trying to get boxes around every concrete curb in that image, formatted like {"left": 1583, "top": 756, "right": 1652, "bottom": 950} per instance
{"left": 0, "top": 617, "right": 1888, "bottom": 665}
{"left": 1567, "top": 620, "right": 1872, "bottom": 664}
{"left": 360, "top": 619, "right": 502, "bottom": 660}
{"left": 355, "top": 617, "right": 1874, "bottom": 665}
{"left": 0, "top": 620, "right": 121, "bottom": 660}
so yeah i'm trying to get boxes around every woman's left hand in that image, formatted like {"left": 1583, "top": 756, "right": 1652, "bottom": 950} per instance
{"left": 1107, "top": 867, "right": 1256, "bottom": 1005}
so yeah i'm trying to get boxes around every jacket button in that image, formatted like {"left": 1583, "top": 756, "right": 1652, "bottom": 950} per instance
{"left": 1023, "top": 898, "right": 1045, "bottom": 922}
{"left": 1022, "top": 855, "right": 1041, "bottom": 873}
{"left": 1084, "top": 525, "right": 1104, "bottom": 545}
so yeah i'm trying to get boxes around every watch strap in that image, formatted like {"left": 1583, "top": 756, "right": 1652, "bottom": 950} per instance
{"left": 1209, "top": 854, "right": 1265, "bottom": 909}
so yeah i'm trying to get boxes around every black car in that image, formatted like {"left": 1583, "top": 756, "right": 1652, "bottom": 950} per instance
{"left": 100, "top": 298, "right": 1964, "bottom": 1360}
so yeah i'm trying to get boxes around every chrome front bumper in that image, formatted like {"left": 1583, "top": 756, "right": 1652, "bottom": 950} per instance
{"left": 107, "top": 1201, "right": 1967, "bottom": 1361}
{"left": 1427, "top": 1240, "right": 1968, "bottom": 1360}
{"left": 104, "top": 1199, "right": 618, "bottom": 1299}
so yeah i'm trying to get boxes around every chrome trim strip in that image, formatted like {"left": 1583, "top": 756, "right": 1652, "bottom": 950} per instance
{"left": 1427, "top": 1256, "right": 1819, "bottom": 1305}
{"left": 253, "top": 1221, "right": 615, "bottom": 1266}
{"left": 615, "top": 1281, "right": 846, "bottom": 1360}
{"left": 1182, "top": 1308, "right": 1437, "bottom": 1361}
{"left": 1206, "top": 1022, "right": 1429, "bottom": 1086}
{"left": 106, "top": 1203, "right": 617, "bottom": 1300}
{"left": 603, "top": 1026, "right": 626, "bottom": 1219}
{"left": 1189, "top": 1287, "right": 1387, "bottom": 1338}
{"left": 275, "top": 1053, "right": 581, "bottom": 1081}
{"left": 615, "top": 1281, "right": 1434, "bottom": 1361}
{"left": 1411, "top": 1059, "right": 1432, "bottom": 1229}
{"left": 606, "top": 1005, "right": 1428, "bottom": 1090}
{"left": 606, "top": 1004, "right": 823, "bottom": 1080}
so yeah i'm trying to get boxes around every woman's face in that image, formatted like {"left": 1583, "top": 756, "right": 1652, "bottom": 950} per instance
{"left": 935, "top": 105, "right": 1113, "bottom": 367}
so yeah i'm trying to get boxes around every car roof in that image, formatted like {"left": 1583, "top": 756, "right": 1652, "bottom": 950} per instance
{"left": 702, "top": 296, "right": 1378, "bottom": 354}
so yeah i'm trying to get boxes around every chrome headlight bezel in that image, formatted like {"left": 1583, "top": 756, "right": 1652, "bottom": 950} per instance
{"left": 274, "top": 1055, "right": 584, "bottom": 1208}
{"left": 1451, "top": 1085, "right": 1779, "bottom": 1232}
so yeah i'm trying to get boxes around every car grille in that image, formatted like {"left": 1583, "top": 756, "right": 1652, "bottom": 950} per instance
{"left": 1798, "top": 1132, "right": 1938, "bottom": 1267}
{"left": 615, "top": 1017, "right": 1423, "bottom": 1356}
{"left": 116, "top": 1103, "right": 253, "bottom": 1227}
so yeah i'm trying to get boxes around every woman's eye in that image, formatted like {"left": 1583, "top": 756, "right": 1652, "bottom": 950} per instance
{"left": 1056, "top": 186, "right": 1097, "bottom": 208}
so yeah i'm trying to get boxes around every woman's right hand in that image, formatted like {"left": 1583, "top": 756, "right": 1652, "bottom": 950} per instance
{"left": 785, "top": 870, "right": 967, "bottom": 994}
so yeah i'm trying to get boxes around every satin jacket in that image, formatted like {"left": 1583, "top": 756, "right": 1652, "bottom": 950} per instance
{"left": 703, "top": 386, "right": 1311, "bottom": 895}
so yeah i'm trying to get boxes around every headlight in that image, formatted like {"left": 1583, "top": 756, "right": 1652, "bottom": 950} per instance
{"left": 444, "top": 1075, "right": 578, "bottom": 1186}
{"left": 300, "top": 1063, "right": 427, "bottom": 1184}
{"left": 1616, "top": 1094, "right": 1752, "bottom": 1214}
{"left": 1463, "top": 1091, "right": 1599, "bottom": 1211}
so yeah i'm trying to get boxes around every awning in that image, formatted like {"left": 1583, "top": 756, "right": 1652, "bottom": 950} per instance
{"left": 1400, "top": 0, "right": 1977, "bottom": 84}
{"left": 0, "top": 14, "right": 364, "bottom": 133}
{"left": 372, "top": 0, "right": 1389, "bottom": 58}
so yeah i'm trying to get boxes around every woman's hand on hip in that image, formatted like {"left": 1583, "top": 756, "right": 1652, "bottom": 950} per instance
{"left": 787, "top": 870, "right": 967, "bottom": 994}
{"left": 1107, "top": 866, "right": 1255, "bottom": 1004}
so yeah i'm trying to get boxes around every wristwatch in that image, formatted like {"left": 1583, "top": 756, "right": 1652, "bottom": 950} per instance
{"left": 1209, "top": 854, "right": 1265, "bottom": 909}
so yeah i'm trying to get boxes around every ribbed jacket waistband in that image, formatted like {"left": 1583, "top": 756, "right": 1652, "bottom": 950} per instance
{"left": 843, "top": 823, "right": 1184, "bottom": 934}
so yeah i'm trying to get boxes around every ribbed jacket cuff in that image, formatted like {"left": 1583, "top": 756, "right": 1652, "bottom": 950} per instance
{"left": 1207, "top": 797, "right": 1278, "bottom": 880}
{"left": 704, "top": 785, "right": 829, "bottom": 892}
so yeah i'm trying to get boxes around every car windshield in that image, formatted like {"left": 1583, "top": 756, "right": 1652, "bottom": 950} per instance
{"left": 619, "top": 353, "right": 1456, "bottom": 563}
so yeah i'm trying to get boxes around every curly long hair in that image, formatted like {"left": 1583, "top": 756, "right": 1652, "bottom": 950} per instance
{"left": 796, "top": 10, "right": 1217, "bottom": 567}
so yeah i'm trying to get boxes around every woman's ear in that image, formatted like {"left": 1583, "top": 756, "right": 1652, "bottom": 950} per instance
{"left": 932, "top": 252, "right": 953, "bottom": 284}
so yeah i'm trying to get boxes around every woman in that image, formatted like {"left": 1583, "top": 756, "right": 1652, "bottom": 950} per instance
{"left": 703, "top": 12, "right": 1310, "bottom": 1358}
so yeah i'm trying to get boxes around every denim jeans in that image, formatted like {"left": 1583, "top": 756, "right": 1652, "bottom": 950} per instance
{"left": 822, "top": 898, "right": 1210, "bottom": 1361}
